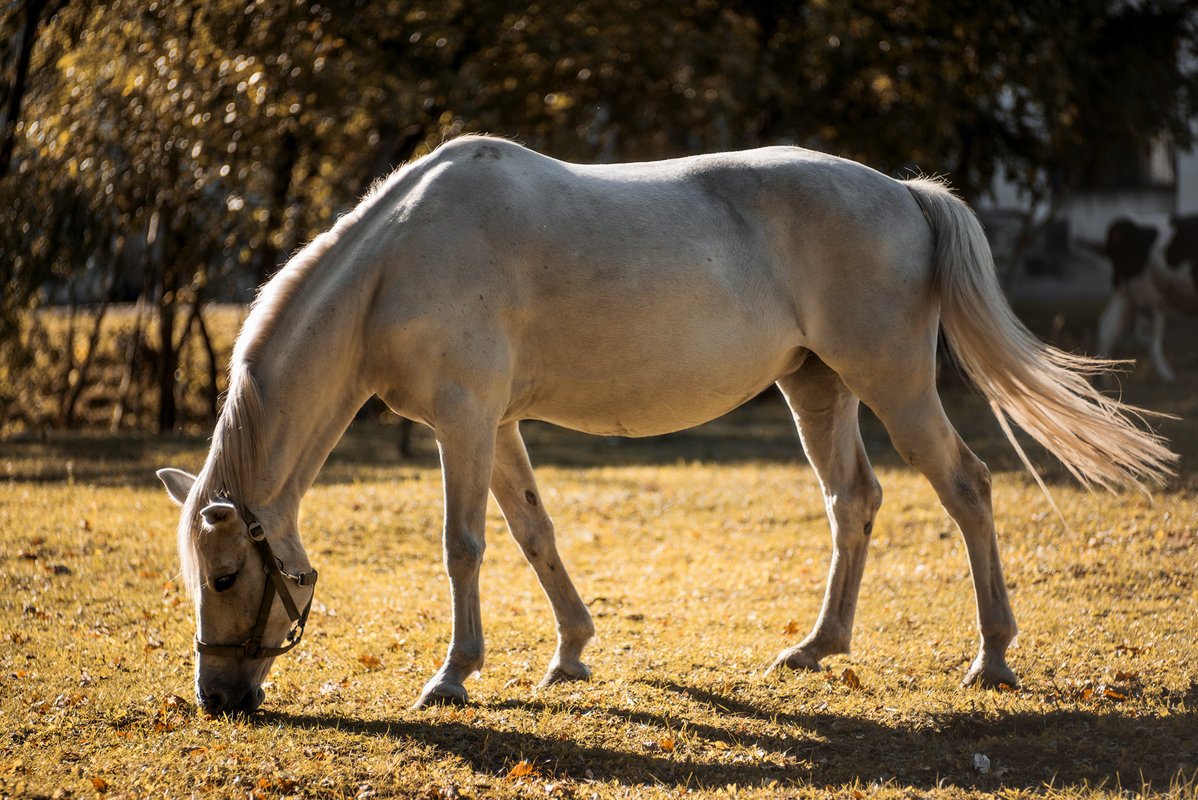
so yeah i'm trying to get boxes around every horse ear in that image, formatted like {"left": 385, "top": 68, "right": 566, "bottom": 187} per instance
{"left": 200, "top": 502, "right": 239, "bottom": 529}
{"left": 157, "top": 468, "right": 197, "bottom": 506}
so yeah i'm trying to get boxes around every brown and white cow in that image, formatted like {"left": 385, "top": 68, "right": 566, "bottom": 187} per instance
{"left": 1096, "top": 214, "right": 1198, "bottom": 381}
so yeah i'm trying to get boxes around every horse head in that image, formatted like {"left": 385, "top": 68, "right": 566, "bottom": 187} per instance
{"left": 158, "top": 467, "right": 317, "bottom": 716}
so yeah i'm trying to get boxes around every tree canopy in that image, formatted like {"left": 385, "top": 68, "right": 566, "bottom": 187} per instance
{"left": 2, "top": 0, "right": 1196, "bottom": 431}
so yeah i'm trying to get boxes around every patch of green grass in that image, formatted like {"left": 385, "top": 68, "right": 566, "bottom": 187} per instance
{"left": 2, "top": 376, "right": 1197, "bottom": 799}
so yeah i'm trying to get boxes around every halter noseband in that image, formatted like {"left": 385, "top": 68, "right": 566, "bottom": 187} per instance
{"left": 194, "top": 507, "right": 318, "bottom": 660}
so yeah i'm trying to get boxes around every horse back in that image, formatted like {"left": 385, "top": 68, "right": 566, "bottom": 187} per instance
{"left": 361, "top": 136, "right": 934, "bottom": 432}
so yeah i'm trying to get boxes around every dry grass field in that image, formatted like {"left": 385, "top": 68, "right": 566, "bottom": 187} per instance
{"left": 0, "top": 304, "right": 1196, "bottom": 800}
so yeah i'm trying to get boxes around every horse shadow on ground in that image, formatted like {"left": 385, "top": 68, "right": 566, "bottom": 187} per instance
{"left": 261, "top": 678, "right": 1198, "bottom": 794}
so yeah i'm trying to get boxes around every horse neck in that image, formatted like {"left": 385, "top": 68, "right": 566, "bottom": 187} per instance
{"left": 209, "top": 264, "right": 375, "bottom": 531}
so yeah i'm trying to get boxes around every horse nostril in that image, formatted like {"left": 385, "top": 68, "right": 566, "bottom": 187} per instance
{"left": 197, "top": 686, "right": 227, "bottom": 715}
{"left": 244, "top": 685, "right": 266, "bottom": 712}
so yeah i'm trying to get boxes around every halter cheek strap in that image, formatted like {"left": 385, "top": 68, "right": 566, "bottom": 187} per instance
{"left": 194, "top": 509, "right": 318, "bottom": 660}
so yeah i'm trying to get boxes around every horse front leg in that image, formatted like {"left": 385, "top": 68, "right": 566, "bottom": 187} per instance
{"left": 414, "top": 401, "right": 498, "bottom": 708}
{"left": 491, "top": 423, "right": 594, "bottom": 688}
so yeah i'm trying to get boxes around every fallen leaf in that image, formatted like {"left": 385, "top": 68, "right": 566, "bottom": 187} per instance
{"left": 842, "top": 668, "right": 861, "bottom": 690}
{"left": 508, "top": 760, "right": 535, "bottom": 779}
{"left": 359, "top": 654, "right": 383, "bottom": 669}
{"left": 57, "top": 693, "right": 87, "bottom": 708}
{"left": 781, "top": 620, "right": 801, "bottom": 636}
{"left": 90, "top": 776, "right": 109, "bottom": 793}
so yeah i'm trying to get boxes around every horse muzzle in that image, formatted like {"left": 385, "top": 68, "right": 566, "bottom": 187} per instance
{"left": 196, "top": 678, "right": 267, "bottom": 716}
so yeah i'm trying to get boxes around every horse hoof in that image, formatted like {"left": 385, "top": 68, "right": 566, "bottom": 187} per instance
{"left": 767, "top": 647, "right": 823, "bottom": 675}
{"left": 412, "top": 683, "right": 470, "bottom": 709}
{"left": 538, "top": 661, "right": 591, "bottom": 688}
{"left": 962, "top": 658, "right": 1019, "bottom": 690}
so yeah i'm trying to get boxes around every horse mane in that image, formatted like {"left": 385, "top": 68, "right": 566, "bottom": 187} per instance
{"left": 177, "top": 361, "right": 266, "bottom": 598}
{"left": 233, "top": 224, "right": 349, "bottom": 369}
{"left": 231, "top": 140, "right": 448, "bottom": 368}
{"left": 177, "top": 140, "right": 454, "bottom": 595}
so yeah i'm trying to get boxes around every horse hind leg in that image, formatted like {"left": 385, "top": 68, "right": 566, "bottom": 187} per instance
{"left": 490, "top": 423, "right": 594, "bottom": 688}
{"left": 864, "top": 378, "right": 1019, "bottom": 688}
{"left": 768, "top": 358, "right": 883, "bottom": 675}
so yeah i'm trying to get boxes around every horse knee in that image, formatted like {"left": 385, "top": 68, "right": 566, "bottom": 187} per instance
{"left": 444, "top": 528, "right": 486, "bottom": 579}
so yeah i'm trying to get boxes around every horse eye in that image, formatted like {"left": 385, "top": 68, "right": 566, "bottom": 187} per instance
{"left": 212, "top": 573, "right": 238, "bottom": 593}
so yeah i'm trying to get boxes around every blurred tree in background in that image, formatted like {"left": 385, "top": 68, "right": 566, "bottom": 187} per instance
{"left": 1, "top": 0, "right": 1196, "bottom": 432}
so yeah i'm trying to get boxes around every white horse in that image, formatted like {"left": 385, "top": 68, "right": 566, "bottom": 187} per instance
{"left": 158, "top": 135, "right": 1175, "bottom": 715}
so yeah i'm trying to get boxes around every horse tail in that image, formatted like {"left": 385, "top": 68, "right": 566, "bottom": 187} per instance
{"left": 903, "top": 177, "right": 1177, "bottom": 493}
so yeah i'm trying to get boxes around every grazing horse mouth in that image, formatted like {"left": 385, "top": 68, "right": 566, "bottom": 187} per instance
{"left": 196, "top": 682, "right": 266, "bottom": 716}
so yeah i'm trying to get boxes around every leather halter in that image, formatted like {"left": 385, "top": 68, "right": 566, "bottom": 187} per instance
{"left": 194, "top": 507, "right": 318, "bottom": 660}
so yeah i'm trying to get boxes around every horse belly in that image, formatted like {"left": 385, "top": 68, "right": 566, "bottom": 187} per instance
{"left": 511, "top": 326, "right": 803, "bottom": 437}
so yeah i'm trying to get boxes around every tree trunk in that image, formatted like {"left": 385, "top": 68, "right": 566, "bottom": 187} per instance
{"left": 156, "top": 295, "right": 177, "bottom": 433}
{"left": 110, "top": 296, "right": 146, "bottom": 432}
{"left": 179, "top": 291, "right": 218, "bottom": 424}
{"left": 253, "top": 126, "right": 299, "bottom": 285}
{"left": 61, "top": 278, "right": 76, "bottom": 404}
{"left": 62, "top": 254, "right": 121, "bottom": 428}
{"left": 192, "top": 303, "right": 219, "bottom": 422}
{"left": 59, "top": 297, "right": 110, "bottom": 429}
{"left": 0, "top": 0, "right": 47, "bottom": 178}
